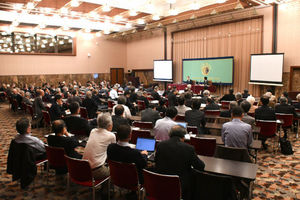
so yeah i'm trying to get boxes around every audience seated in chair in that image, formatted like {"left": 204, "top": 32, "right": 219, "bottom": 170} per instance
{"left": 153, "top": 107, "right": 178, "bottom": 141}
{"left": 112, "top": 96, "right": 132, "bottom": 119}
{"left": 83, "top": 113, "right": 116, "bottom": 180}
{"left": 185, "top": 99, "right": 206, "bottom": 134}
{"left": 112, "top": 105, "right": 130, "bottom": 132}
{"left": 49, "top": 95, "right": 66, "bottom": 121}
{"left": 107, "top": 124, "right": 148, "bottom": 184}
{"left": 155, "top": 125, "right": 205, "bottom": 200}
{"left": 220, "top": 88, "right": 236, "bottom": 101}
{"left": 204, "top": 97, "right": 220, "bottom": 111}
{"left": 221, "top": 106, "right": 253, "bottom": 149}
{"left": 64, "top": 102, "right": 91, "bottom": 136}
{"left": 241, "top": 100, "right": 255, "bottom": 126}
{"left": 220, "top": 101, "right": 238, "bottom": 118}
{"left": 175, "top": 96, "right": 191, "bottom": 115}
{"left": 141, "top": 104, "right": 161, "bottom": 125}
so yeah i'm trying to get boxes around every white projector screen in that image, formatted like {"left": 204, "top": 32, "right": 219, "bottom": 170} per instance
{"left": 153, "top": 60, "right": 173, "bottom": 82}
{"left": 250, "top": 53, "right": 284, "bottom": 85}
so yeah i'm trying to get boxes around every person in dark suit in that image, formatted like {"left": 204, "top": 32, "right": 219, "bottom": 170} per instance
{"left": 184, "top": 76, "right": 193, "bottom": 84}
{"left": 278, "top": 91, "right": 292, "bottom": 105}
{"left": 203, "top": 76, "right": 209, "bottom": 85}
{"left": 242, "top": 89, "right": 250, "bottom": 99}
{"left": 129, "top": 87, "right": 138, "bottom": 103}
{"left": 155, "top": 125, "right": 205, "bottom": 200}
{"left": 67, "top": 90, "right": 82, "bottom": 105}
{"left": 185, "top": 99, "right": 206, "bottom": 134}
{"left": 49, "top": 95, "right": 66, "bottom": 121}
{"left": 220, "top": 88, "right": 236, "bottom": 101}
{"left": 255, "top": 95, "right": 276, "bottom": 149}
{"left": 141, "top": 104, "right": 161, "bottom": 124}
{"left": 47, "top": 120, "right": 82, "bottom": 159}
{"left": 275, "top": 97, "right": 297, "bottom": 138}
{"left": 151, "top": 86, "right": 161, "bottom": 101}
{"left": 168, "top": 88, "right": 178, "bottom": 107}
{"left": 157, "top": 99, "right": 167, "bottom": 115}
{"left": 137, "top": 91, "right": 150, "bottom": 108}
{"left": 63, "top": 102, "right": 91, "bottom": 136}
{"left": 204, "top": 97, "right": 220, "bottom": 110}
{"left": 107, "top": 124, "right": 148, "bottom": 183}
{"left": 112, "top": 105, "right": 130, "bottom": 132}
{"left": 82, "top": 91, "right": 98, "bottom": 119}
{"left": 124, "top": 90, "right": 137, "bottom": 116}
{"left": 33, "top": 89, "right": 46, "bottom": 127}
{"left": 240, "top": 100, "right": 255, "bottom": 126}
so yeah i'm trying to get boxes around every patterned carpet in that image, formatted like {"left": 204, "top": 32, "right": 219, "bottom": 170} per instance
{"left": 0, "top": 102, "right": 299, "bottom": 200}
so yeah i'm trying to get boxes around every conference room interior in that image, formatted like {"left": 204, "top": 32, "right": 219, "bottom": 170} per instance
{"left": 0, "top": 0, "right": 300, "bottom": 199}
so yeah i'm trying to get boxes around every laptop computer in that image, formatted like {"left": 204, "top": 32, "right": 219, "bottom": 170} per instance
{"left": 177, "top": 122, "right": 187, "bottom": 128}
{"left": 136, "top": 138, "right": 156, "bottom": 152}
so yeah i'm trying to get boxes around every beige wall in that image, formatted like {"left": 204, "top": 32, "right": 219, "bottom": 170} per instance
{"left": 126, "top": 30, "right": 164, "bottom": 70}
{"left": 278, "top": 1, "right": 300, "bottom": 72}
{"left": 0, "top": 33, "right": 127, "bottom": 76}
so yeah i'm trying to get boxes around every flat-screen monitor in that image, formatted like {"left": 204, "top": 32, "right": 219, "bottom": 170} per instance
{"left": 136, "top": 138, "right": 156, "bottom": 152}
{"left": 177, "top": 122, "right": 187, "bottom": 128}
{"left": 153, "top": 60, "right": 173, "bottom": 82}
{"left": 250, "top": 53, "right": 284, "bottom": 85}
{"left": 182, "top": 56, "right": 234, "bottom": 85}
{"left": 93, "top": 73, "right": 98, "bottom": 79}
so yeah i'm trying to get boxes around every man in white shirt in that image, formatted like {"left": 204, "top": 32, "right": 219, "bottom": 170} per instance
{"left": 175, "top": 96, "right": 191, "bottom": 115}
{"left": 112, "top": 96, "right": 132, "bottom": 119}
{"left": 153, "top": 107, "right": 178, "bottom": 141}
{"left": 83, "top": 113, "right": 116, "bottom": 179}
{"left": 14, "top": 117, "right": 46, "bottom": 159}
{"left": 109, "top": 86, "right": 119, "bottom": 100}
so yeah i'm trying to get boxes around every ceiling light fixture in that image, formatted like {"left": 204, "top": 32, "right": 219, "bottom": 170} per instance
{"left": 152, "top": 15, "right": 160, "bottom": 20}
{"left": 70, "top": 0, "right": 80, "bottom": 7}
{"left": 103, "top": 29, "right": 110, "bottom": 34}
{"left": 129, "top": 10, "right": 138, "bottom": 16}
{"left": 102, "top": 4, "right": 111, "bottom": 12}
{"left": 114, "top": 15, "right": 123, "bottom": 22}
{"left": 125, "top": 23, "right": 132, "bottom": 28}
{"left": 191, "top": 2, "right": 201, "bottom": 10}
{"left": 84, "top": 28, "right": 91, "bottom": 33}
{"left": 26, "top": 2, "right": 35, "bottom": 10}
{"left": 137, "top": 18, "right": 145, "bottom": 25}
{"left": 12, "top": 20, "right": 19, "bottom": 27}
{"left": 13, "top": 4, "right": 23, "bottom": 10}
{"left": 216, "top": 0, "right": 226, "bottom": 3}
{"left": 166, "top": 0, "right": 176, "bottom": 4}
{"left": 60, "top": 7, "right": 69, "bottom": 15}
{"left": 169, "top": 8, "right": 178, "bottom": 16}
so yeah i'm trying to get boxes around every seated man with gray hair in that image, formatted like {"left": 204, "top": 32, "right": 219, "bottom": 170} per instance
{"left": 295, "top": 93, "right": 300, "bottom": 109}
{"left": 235, "top": 92, "right": 243, "bottom": 105}
{"left": 275, "top": 96, "right": 297, "bottom": 139}
{"left": 83, "top": 113, "right": 116, "bottom": 179}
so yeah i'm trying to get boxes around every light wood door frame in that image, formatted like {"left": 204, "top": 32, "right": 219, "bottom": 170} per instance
{"left": 289, "top": 66, "right": 300, "bottom": 91}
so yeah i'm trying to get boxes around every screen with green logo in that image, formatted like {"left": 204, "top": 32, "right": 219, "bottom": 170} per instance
{"left": 182, "top": 56, "right": 234, "bottom": 85}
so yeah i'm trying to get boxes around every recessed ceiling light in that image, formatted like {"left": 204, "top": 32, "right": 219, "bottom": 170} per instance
{"left": 137, "top": 19, "right": 145, "bottom": 25}
{"left": 152, "top": 15, "right": 160, "bottom": 21}
{"left": 12, "top": 20, "right": 19, "bottom": 27}
{"left": 26, "top": 2, "right": 35, "bottom": 10}
{"left": 216, "top": 0, "right": 226, "bottom": 3}
{"left": 125, "top": 23, "right": 132, "bottom": 28}
{"left": 70, "top": 0, "right": 80, "bottom": 7}
{"left": 41, "top": 44, "right": 46, "bottom": 48}
{"left": 102, "top": 4, "right": 111, "bottom": 12}
{"left": 166, "top": 0, "right": 176, "bottom": 4}
{"left": 60, "top": 7, "right": 68, "bottom": 15}
{"left": 169, "top": 8, "right": 178, "bottom": 16}
{"left": 114, "top": 15, "right": 123, "bottom": 22}
{"left": 59, "top": 40, "right": 64, "bottom": 45}
{"left": 129, "top": 10, "right": 137, "bottom": 16}
{"left": 13, "top": 4, "right": 23, "bottom": 10}
{"left": 96, "top": 32, "right": 102, "bottom": 37}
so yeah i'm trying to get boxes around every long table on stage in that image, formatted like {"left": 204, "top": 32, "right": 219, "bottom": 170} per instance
{"left": 168, "top": 84, "right": 216, "bottom": 93}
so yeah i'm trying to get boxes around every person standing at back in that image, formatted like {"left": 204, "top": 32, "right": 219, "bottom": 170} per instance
{"left": 155, "top": 125, "right": 205, "bottom": 200}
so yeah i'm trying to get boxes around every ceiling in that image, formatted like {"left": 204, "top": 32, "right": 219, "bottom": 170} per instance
{"left": 0, "top": 0, "right": 291, "bottom": 37}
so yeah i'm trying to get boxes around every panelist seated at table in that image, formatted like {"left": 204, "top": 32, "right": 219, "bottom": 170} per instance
{"left": 155, "top": 125, "right": 205, "bottom": 200}
{"left": 203, "top": 76, "right": 209, "bottom": 85}
{"left": 184, "top": 76, "right": 193, "bottom": 85}
{"left": 221, "top": 106, "right": 253, "bottom": 149}
{"left": 107, "top": 124, "right": 148, "bottom": 184}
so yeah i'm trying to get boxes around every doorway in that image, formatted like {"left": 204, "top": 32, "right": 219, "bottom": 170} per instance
{"left": 110, "top": 68, "right": 124, "bottom": 85}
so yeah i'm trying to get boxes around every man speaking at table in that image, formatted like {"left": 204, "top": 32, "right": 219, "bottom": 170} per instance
{"left": 155, "top": 125, "right": 205, "bottom": 200}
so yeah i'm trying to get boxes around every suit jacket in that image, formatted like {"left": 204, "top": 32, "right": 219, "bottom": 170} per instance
{"left": 151, "top": 91, "right": 161, "bottom": 101}
{"left": 185, "top": 80, "right": 193, "bottom": 84}
{"left": 129, "top": 92, "right": 138, "bottom": 103}
{"left": 67, "top": 96, "right": 82, "bottom": 105}
{"left": 204, "top": 103, "right": 220, "bottom": 110}
{"left": 185, "top": 109, "right": 206, "bottom": 134}
{"left": 7, "top": 140, "right": 37, "bottom": 189}
{"left": 141, "top": 108, "right": 161, "bottom": 124}
{"left": 49, "top": 103, "right": 65, "bottom": 121}
{"left": 255, "top": 105, "right": 276, "bottom": 120}
{"left": 64, "top": 115, "right": 91, "bottom": 136}
{"left": 275, "top": 104, "right": 297, "bottom": 117}
{"left": 33, "top": 96, "right": 45, "bottom": 118}
{"left": 137, "top": 96, "right": 149, "bottom": 108}
{"left": 107, "top": 143, "right": 147, "bottom": 183}
{"left": 168, "top": 93, "right": 177, "bottom": 107}
{"left": 47, "top": 135, "right": 82, "bottom": 159}
{"left": 294, "top": 102, "right": 300, "bottom": 109}
{"left": 155, "top": 137, "right": 205, "bottom": 200}
{"left": 220, "top": 94, "right": 236, "bottom": 101}
{"left": 112, "top": 115, "right": 129, "bottom": 132}
{"left": 82, "top": 98, "right": 98, "bottom": 119}
{"left": 242, "top": 114, "right": 255, "bottom": 126}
